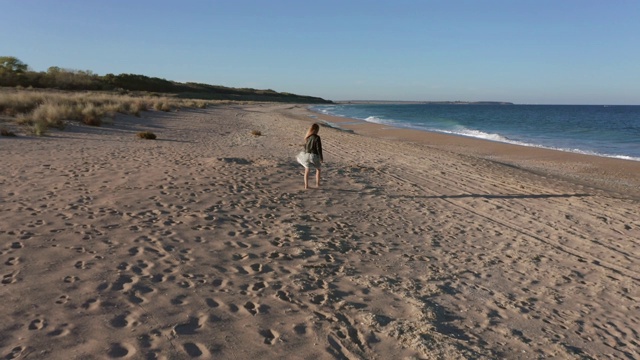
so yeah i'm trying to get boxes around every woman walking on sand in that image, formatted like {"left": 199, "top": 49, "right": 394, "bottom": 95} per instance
{"left": 296, "top": 123, "right": 323, "bottom": 189}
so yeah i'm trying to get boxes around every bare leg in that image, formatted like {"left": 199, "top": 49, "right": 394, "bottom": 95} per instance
{"left": 316, "top": 168, "right": 321, "bottom": 188}
{"left": 304, "top": 167, "right": 310, "bottom": 189}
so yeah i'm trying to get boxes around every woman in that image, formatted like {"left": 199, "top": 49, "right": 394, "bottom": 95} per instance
{"left": 296, "top": 123, "right": 323, "bottom": 189}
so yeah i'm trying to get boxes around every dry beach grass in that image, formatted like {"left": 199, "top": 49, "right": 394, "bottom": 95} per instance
{"left": 1, "top": 103, "right": 639, "bottom": 359}
{"left": 0, "top": 88, "right": 211, "bottom": 135}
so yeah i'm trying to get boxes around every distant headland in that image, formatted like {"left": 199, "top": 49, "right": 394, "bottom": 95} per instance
{"left": 337, "top": 100, "right": 514, "bottom": 105}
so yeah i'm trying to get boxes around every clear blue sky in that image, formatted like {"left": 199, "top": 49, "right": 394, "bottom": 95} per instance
{"left": 2, "top": 0, "right": 639, "bottom": 104}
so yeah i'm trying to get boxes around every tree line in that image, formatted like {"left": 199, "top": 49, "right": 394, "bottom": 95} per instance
{"left": 0, "top": 56, "right": 331, "bottom": 103}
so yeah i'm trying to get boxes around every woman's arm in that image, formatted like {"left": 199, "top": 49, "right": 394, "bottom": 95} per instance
{"left": 317, "top": 136, "right": 323, "bottom": 162}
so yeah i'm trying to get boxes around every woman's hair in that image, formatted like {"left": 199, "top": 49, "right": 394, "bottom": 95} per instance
{"left": 305, "top": 123, "right": 320, "bottom": 140}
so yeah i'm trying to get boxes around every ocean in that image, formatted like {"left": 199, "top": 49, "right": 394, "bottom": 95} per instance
{"left": 311, "top": 104, "right": 640, "bottom": 162}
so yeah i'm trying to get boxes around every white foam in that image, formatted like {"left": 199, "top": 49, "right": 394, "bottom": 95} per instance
{"left": 364, "top": 116, "right": 390, "bottom": 124}
{"left": 310, "top": 106, "right": 640, "bottom": 162}
{"left": 425, "top": 127, "right": 640, "bottom": 161}
{"left": 450, "top": 128, "right": 510, "bottom": 142}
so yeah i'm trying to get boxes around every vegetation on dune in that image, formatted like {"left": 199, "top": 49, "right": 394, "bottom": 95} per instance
{"left": 0, "top": 56, "right": 331, "bottom": 103}
{"left": 0, "top": 88, "right": 214, "bottom": 136}
{"left": 0, "top": 55, "right": 330, "bottom": 136}
{"left": 137, "top": 131, "right": 157, "bottom": 140}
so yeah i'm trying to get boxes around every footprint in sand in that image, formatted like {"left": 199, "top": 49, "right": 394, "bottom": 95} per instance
{"left": 47, "top": 323, "right": 72, "bottom": 337}
{"left": 293, "top": 323, "right": 307, "bottom": 335}
{"left": 244, "top": 263, "right": 272, "bottom": 274}
{"left": 137, "top": 332, "right": 161, "bottom": 349}
{"left": 64, "top": 275, "right": 79, "bottom": 283}
{"left": 193, "top": 236, "right": 207, "bottom": 243}
{"left": 205, "top": 298, "right": 220, "bottom": 308}
{"left": 28, "top": 318, "right": 47, "bottom": 330}
{"left": 171, "top": 294, "right": 189, "bottom": 305}
{"left": 74, "top": 260, "right": 91, "bottom": 269}
{"left": 243, "top": 302, "right": 259, "bottom": 315}
{"left": 225, "top": 241, "right": 250, "bottom": 248}
{"left": 69, "top": 246, "right": 87, "bottom": 253}
{"left": 55, "top": 295, "right": 70, "bottom": 305}
{"left": 110, "top": 312, "right": 139, "bottom": 328}
{"left": 5, "top": 346, "right": 25, "bottom": 359}
{"left": 178, "top": 279, "right": 195, "bottom": 289}
{"left": 2, "top": 271, "right": 19, "bottom": 284}
{"left": 317, "top": 279, "right": 329, "bottom": 289}
{"left": 126, "top": 284, "right": 154, "bottom": 305}
{"left": 183, "top": 342, "right": 210, "bottom": 357}
{"left": 232, "top": 253, "right": 253, "bottom": 261}
{"left": 311, "top": 293, "right": 329, "bottom": 305}
{"left": 107, "top": 342, "right": 136, "bottom": 358}
{"left": 182, "top": 273, "right": 206, "bottom": 284}
{"left": 150, "top": 274, "right": 166, "bottom": 283}
{"left": 210, "top": 278, "right": 230, "bottom": 288}
{"left": 173, "top": 316, "right": 205, "bottom": 335}
{"left": 179, "top": 250, "right": 194, "bottom": 262}
{"left": 5, "top": 257, "right": 20, "bottom": 266}
{"left": 270, "top": 238, "right": 289, "bottom": 247}
{"left": 19, "top": 230, "right": 35, "bottom": 239}
{"left": 267, "top": 251, "right": 292, "bottom": 260}
{"left": 234, "top": 266, "right": 249, "bottom": 275}
{"left": 81, "top": 298, "right": 100, "bottom": 310}
{"left": 251, "top": 282, "right": 267, "bottom": 291}
{"left": 128, "top": 247, "right": 142, "bottom": 256}
{"left": 248, "top": 263, "right": 263, "bottom": 273}
{"left": 132, "top": 260, "right": 153, "bottom": 276}
{"left": 275, "top": 290, "right": 294, "bottom": 303}
{"left": 110, "top": 275, "right": 135, "bottom": 291}
{"left": 259, "top": 329, "right": 280, "bottom": 345}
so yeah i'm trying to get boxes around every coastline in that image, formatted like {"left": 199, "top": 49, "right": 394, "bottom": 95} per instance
{"left": 1, "top": 103, "right": 638, "bottom": 359}
{"left": 304, "top": 106, "right": 640, "bottom": 200}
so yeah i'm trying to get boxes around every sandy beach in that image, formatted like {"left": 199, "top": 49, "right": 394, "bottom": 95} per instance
{"left": 1, "top": 103, "right": 639, "bottom": 359}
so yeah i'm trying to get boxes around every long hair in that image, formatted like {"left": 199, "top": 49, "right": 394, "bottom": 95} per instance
{"left": 305, "top": 123, "right": 320, "bottom": 140}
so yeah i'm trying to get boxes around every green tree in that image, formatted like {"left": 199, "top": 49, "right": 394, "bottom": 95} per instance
{"left": 0, "top": 56, "right": 28, "bottom": 74}
{"left": 0, "top": 56, "right": 29, "bottom": 86}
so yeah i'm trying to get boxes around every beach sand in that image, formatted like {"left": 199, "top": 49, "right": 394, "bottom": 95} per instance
{"left": 1, "top": 103, "right": 638, "bottom": 359}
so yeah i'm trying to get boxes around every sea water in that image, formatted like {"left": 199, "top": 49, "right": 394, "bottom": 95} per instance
{"left": 311, "top": 104, "right": 640, "bottom": 161}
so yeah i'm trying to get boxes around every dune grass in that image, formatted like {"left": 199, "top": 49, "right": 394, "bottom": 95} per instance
{"left": 137, "top": 131, "right": 157, "bottom": 140}
{"left": 0, "top": 88, "right": 214, "bottom": 135}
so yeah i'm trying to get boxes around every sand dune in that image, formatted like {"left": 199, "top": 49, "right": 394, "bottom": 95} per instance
{"left": 1, "top": 104, "right": 638, "bottom": 359}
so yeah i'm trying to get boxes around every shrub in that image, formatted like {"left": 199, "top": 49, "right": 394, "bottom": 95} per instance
{"left": 137, "top": 131, "right": 156, "bottom": 140}
{"left": 30, "top": 101, "right": 69, "bottom": 129}
{"left": 33, "top": 119, "right": 48, "bottom": 136}
{"left": 129, "top": 100, "right": 147, "bottom": 116}
{"left": 15, "top": 113, "right": 32, "bottom": 125}
{"left": 0, "top": 91, "right": 44, "bottom": 116}
{"left": 81, "top": 104, "right": 102, "bottom": 126}
{"left": 154, "top": 101, "right": 171, "bottom": 112}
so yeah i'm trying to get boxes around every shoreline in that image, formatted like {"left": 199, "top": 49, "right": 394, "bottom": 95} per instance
{"left": 303, "top": 105, "right": 640, "bottom": 200}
